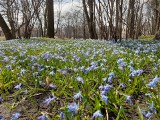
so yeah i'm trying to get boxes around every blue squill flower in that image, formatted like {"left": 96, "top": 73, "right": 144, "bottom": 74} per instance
{"left": 101, "top": 95, "right": 108, "bottom": 104}
{"left": 142, "top": 110, "right": 152, "bottom": 119}
{"left": 130, "top": 69, "right": 143, "bottom": 77}
{"left": 74, "top": 91, "right": 83, "bottom": 100}
{"left": 119, "top": 83, "right": 126, "bottom": 88}
{"left": 125, "top": 95, "right": 132, "bottom": 105}
{"left": 60, "top": 112, "right": 65, "bottom": 119}
{"left": 152, "top": 75, "right": 159, "bottom": 82}
{"left": 0, "top": 115, "right": 2, "bottom": 120}
{"left": 149, "top": 101, "right": 157, "bottom": 113}
{"left": 76, "top": 76, "right": 84, "bottom": 83}
{"left": 5, "top": 65, "right": 12, "bottom": 70}
{"left": 107, "top": 76, "right": 113, "bottom": 83}
{"left": 109, "top": 72, "right": 115, "bottom": 78}
{"left": 146, "top": 75, "right": 159, "bottom": 88}
{"left": 100, "top": 84, "right": 112, "bottom": 95}
{"left": 0, "top": 97, "right": 2, "bottom": 103}
{"left": 14, "top": 83, "right": 22, "bottom": 90}
{"left": 33, "top": 72, "right": 39, "bottom": 77}
{"left": 67, "top": 102, "right": 79, "bottom": 115}
{"left": 37, "top": 114, "right": 49, "bottom": 120}
{"left": 49, "top": 84, "right": 55, "bottom": 89}
{"left": 18, "top": 69, "right": 26, "bottom": 76}
{"left": 92, "top": 110, "right": 103, "bottom": 119}
{"left": 42, "top": 96, "right": 56, "bottom": 105}
{"left": 49, "top": 71, "right": 55, "bottom": 76}
{"left": 10, "top": 112, "right": 21, "bottom": 120}
{"left": 146, "top": 81, "right": 157, "bottom": 87}
{"left": 145, "top": 112, "right": 152, "bottom": 119}
{"left": 2, "top": 57, "right": 8, "bottom": 63}
{"left": 145, "top": 93, "right": 152, "bottom": 98}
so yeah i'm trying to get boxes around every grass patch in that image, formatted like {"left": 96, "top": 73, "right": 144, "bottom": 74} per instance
{"left": 0, "top": 39, "right": 159, "bottom": 119}
{"left": 139, "top": 35, "right": 155, "bottom": 40}
{"left": 0, "top": 36, "right": 5, "bottom": 40}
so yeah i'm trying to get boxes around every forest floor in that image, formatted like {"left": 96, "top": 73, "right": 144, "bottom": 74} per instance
{"left": 0, "top": 39, "right": 160, "bottom": 120}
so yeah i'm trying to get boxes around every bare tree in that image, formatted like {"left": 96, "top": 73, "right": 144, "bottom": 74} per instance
{"left": 0, "top": 13, "right": 13, "bottom": 40}
{"left": 82, "top": 0, "right": 98, "bottom": 39}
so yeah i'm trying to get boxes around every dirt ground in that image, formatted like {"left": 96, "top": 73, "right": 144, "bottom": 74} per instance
{"left": 0, "top": 104, "right": 11, "bottom": 120}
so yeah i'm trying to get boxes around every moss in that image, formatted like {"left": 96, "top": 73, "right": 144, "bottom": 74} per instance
{"left": 138, "top": 35, "right": 155, "bottom": 40}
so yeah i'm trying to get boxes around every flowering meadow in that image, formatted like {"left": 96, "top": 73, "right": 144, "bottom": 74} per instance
{"left": 0, "top": 39, "right": 160, "bottom": 120}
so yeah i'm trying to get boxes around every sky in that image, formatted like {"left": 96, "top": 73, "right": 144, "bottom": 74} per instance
{"left": 54, "top": 0, "right": 82, "bottom": 15}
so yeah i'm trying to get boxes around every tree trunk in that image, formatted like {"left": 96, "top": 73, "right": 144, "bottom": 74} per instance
{"left": 47, "top": 0, "right": 54, "bottom": 38}
{"left": 82, "top": 0, "right": 97, "bottom": 39}
{"left": 154, "top": 31, "right": 160, "bottom": 40}
{"left": 119, "top": 0, "right": 123, "bottom": 41}
{"left": 129, "top": 0, "right": 135, "bottom": 39}
{"left": 0, "top": 13, "right": 13, "bottom": 40}
{"left": 115, "top": 0, "right": 119, "bottom": 42}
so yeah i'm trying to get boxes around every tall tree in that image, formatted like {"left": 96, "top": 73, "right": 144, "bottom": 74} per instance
{"left": 46, "top": 0, "right": 54, "bottom": 38}
{"left": 82, "top": 0, "right": 98, "bottom": 39}
{"left": 150, "top": 0, "right": 160, "bottom": 40}
{"left": 0, "top": 13, "right": 13, "bottom": 40}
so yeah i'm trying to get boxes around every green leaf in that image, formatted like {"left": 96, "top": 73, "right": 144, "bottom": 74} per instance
{"left": 137, "top": 106, "right": 144, "bottom": 120}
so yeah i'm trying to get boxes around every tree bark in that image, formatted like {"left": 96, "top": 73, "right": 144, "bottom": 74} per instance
{"left": 0, "top": 13, "right": 13, "bottom": 40}
{"left": 82, "top": 0, "right": 97, "bottom": 39}
{"left": 47, "top": 0, "right": 54, "bottom": 38}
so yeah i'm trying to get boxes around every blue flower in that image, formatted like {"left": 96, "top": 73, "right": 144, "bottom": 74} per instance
{"left": 60, "top": 112, "right": 65, "bottom": 119}
{"left": 62, "top": 70, "right": 67, "bottom": 75}
{"left": 107, "top": 76, "right": 113, "bottom": 83}
{"left": 119, "top": 83, "right": 126, "bottom": 88}
{"left": 141, "top": 110, "right": 146, "bottom": 115}
{"left": 92, "top": 110, "right": 103, "bottom": 119}
{"left": 0, "top": 97, "right": 2, "bottom": 103}
{"left": 146, "top": 81, "right": 157, "bottom": 87}
{"left": 100, "top": 84, "right": 112, "bottom": 95}
{"left": 117, "top": 58, "right": 127, "bottom": 69}
{"left": 67, "top": 102, "right": 79, "bottom": 115}
{"left": 125, "top": 95, "right": 132, "bottom": 105}
{"left": 33, "top": 72, "right": 39, "bottom": 77}
{"left": 2, "top": 57, "right": 8, "bottom": 63}
{"left": 5, "top": 65, "right": 12, "bottom": 70}
{"left": 18, "top": 69, "right": 26, "bottom": 76}
{"left": 0, "top": 115, "right": 2, "bottom": 120}
{"left": 49, "top": 71, "right": 55, "bottom": 76}
{"left": 42, "top": 96, "right": 56, "bottom": 105}
{"left": 109, "top": 72, "right": 115, "bottom": 78}
{"left": 101, "top": 95, "right": 108, "bottom": 104}
{"left": 146, "top": 75, "right": 159, "bottom": 88}
{"left": 145, "top": 93, "right": 152, "bottom": 98}
{"left": 152, "top": 75, "right": 159, "bottom": 82}
{"left": 76, "top": 76, "right": 84, "bottom": 83}
{"left": 14, "top": 83, "right": 22, "bottom": 90}
{"left": 130, "top": 69, "right": 143, "bottom": 77}
{"left": 145, "top": 112, "right": 152, "bottom": 119}
{"left": 10, "top": 112, "right": 21, "bottom": 120}
{"left": 49, "top": 84, "right": 55, "bottom": 89}
{"left": 80, "top": 66, "right": 85, "bottom": 72}
{"left": 37, "top": 114, "right": 49, "bottom": 120}
{"left": 149, "top": 101, "right": 157, "bottom": 113}
{"left": 142, "top": 110, "right": 152, "bottom": 119}
{"left": 74, "top": 91, "right": 83, "bottom": 100}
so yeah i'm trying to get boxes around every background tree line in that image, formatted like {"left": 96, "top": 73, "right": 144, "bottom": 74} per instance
{"left": 0, "top": 0, "right": 160, "bottom": 41}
